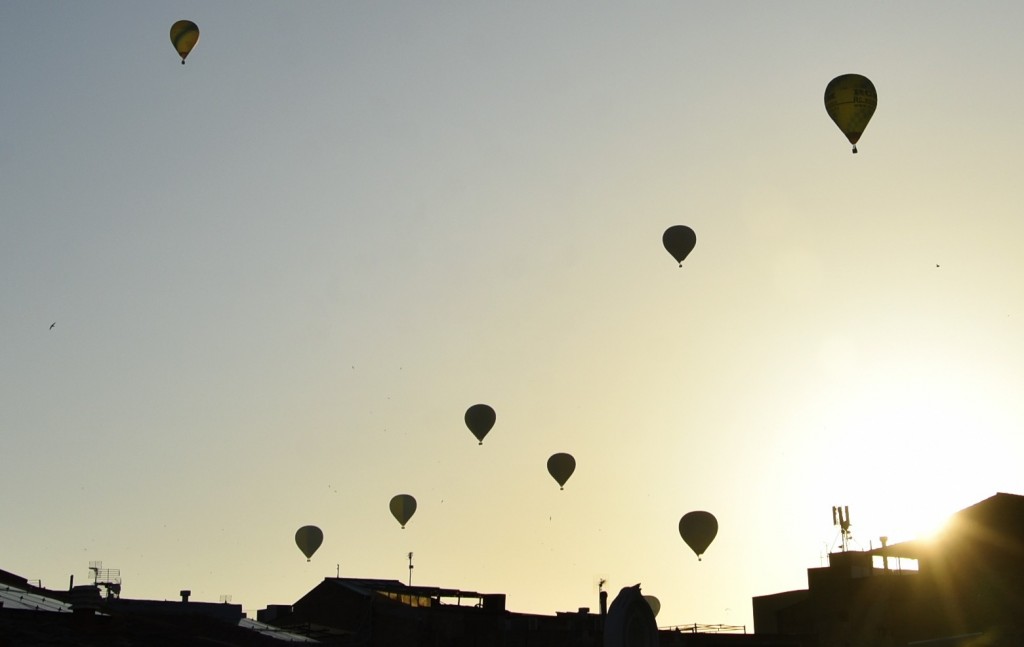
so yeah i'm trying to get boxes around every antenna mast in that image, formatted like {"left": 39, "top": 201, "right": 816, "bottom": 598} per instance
{"left": 407, "top": 552, "right": 414, "bottom": 586}
{"left": 832, "top": 506, "right": 852, "bottom": 552}
{"left": 88, "top": 561, "right": 122, "bottom": 599}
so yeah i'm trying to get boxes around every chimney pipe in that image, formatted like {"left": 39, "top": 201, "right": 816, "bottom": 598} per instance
{"left": 180, "top": 590, "right": 191, "bottom": 603}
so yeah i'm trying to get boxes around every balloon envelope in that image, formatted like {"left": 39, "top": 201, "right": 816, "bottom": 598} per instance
{"left": 390, "top": 494, "right": 417, "bottom": 528}
{"left": 678, "top": 511, "right": 718, "bottom": 560}
{"left": 824, "top": 74, "right": 876, "bottom": 153}
{"left": 546, "top": 453, "right": 576, "bottom": 490}
{"left": 465, "top": 404, "right": 495, "bottom": 445}
{"left": 643, "top": 595, "right": 661, "bottom": 618}
{"left": 169, "top": 20, "right": 200, "bottom": 64}
{"left": 662, "top": 226, "right": 696, "bottom": 266}
{"left": 295, "top": 525, "right": 323, "bottom": 562}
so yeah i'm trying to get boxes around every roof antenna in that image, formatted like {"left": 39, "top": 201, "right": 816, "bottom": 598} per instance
{"left": 88, "top": 561, "right": 121, "bottom": 599}
{"left": 832, "top": 506, "right": 852, "bottom": 552}
{"left": 407, "top": 552, "right": 414, "bottom": 586}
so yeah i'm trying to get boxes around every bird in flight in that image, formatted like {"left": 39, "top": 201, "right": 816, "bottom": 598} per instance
{"left": 50, "top": 322, "right": 56, "bottom": 330}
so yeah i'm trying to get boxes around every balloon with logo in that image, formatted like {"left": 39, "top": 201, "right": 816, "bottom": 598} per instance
{"left": 824, "top": 74, "right": 877, "bottom": 153}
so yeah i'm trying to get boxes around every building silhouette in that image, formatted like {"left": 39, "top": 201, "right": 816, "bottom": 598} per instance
{"left": 257, "top": 578, "right": 790, "bottom": 647}
{"left": 0, "top": 567, "right": 311, "bottom": 645}
{"left": 4, "top": 492, "right": 1021, "bottom": 645}
{"left": 753, "top": 492, "right": 1024, "bottom": 647}
{"left": 258, "top": 577, "right": 604, "bottom": 645}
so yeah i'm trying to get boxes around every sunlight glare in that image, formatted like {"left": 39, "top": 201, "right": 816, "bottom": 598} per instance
{"left": 816, "top": 365, "right": 999, "bottom": 546}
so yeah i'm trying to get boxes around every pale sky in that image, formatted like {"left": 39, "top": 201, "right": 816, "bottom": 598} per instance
{"left": 5, "top": 2, "right": 1024, "bottom": 628}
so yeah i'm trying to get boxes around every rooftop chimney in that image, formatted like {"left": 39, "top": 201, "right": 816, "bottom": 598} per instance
{"left": 180, "top": 590, "right": 191, "bottom": 603}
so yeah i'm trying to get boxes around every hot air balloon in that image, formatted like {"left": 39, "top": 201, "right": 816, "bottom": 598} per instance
{"left": 295, "top": 525, "right": 323, "bottom": 562}
{"left": 170, "top": 20, "right": 199, "bottom": 64}
{"left": 390, "top": 494, "right": 417, "bottom": 529}
{"left": 546, "top": 453, "right": 576, "bottom": 490}
{"left": 643, "top": 595, "right": 661, "bottom": 619}
{"left": 824, "top": 74, "right": 876, "bottom": 153}
{"left": 678, "top": 511, "right": 718, "bottom": 561}
{"left": 663, "top": 226, "right": 696, "bottom": 267}
{"left": 464, "top": 404, "right": 495, "bottom": 445}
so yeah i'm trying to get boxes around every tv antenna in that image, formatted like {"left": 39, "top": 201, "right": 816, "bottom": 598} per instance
{"left": 832, "top": 505, "right": 852, "bottom": 552}
{"left": 88, "top": 561, "right": 121, "bottom": 599}
{"left": 407, "top": 552, "right": 414, "bottom": 586}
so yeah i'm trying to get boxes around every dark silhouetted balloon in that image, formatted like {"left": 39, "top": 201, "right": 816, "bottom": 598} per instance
{"left": 663, "top": 226, "right": 696, "bottom": 267}
{"left": 465, "top": 404, "right": 495, "bottom": 445}
{"left": 643, "top": 595, "right": 661, "bottom": 618}
{"left": 678, "top": 511, "right": 718, "bottom": 561}
{"left": 295, "top": 525, "right": 323, "bottom": 562}
{"left": 170, "top": 20, "right": 199, "bottom": 64}
{"left": 546, "top": 453, "right": 576, "bottom": 490}
{"left": 390, "top": 494, "right": 417, "bottom": 529}
{"left": 824, "top": 74, "right": 877, "bottom": 153}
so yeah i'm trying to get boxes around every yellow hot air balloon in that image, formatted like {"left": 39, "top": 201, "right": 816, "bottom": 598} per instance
{"left": 390, "top": 494, "right": 417, "bottom": 529}
{"left": 678, "top": 511, "right": 718, "bottom": 561}
{"left": 824, "top": 74, "right": 876, "bottom": 153}
{"left": 295, "top": 525, "right": 323, "bottom": 562}
{"left": 546, "top": 453, "right": 576, "bottom": 490}
{"left": 170, "top": 20, "right": 200, "bottom": 65}
{"left": 464, "top": 404, "right": 495, "bottom": 445}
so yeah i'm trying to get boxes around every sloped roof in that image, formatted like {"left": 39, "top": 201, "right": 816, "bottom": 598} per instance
{"left": 0, "top": 583, "right": 72, "bottom": 613}
{"left": 325, "top": 577, "right": 488, "bottom": 601}
{"left": 1, "top": 569, "right": 314, "bottom": 644}
{"left": 239, "top": 617, "right": 319, "bottom": 642}
{"left": 867, "top": 492, "right": 1024, "bottom": 560}
{"left": 866, "top": 539, "right": 931, "bottom": 560}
